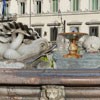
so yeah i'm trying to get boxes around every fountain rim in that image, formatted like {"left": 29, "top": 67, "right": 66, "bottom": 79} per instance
{"left": 59, "top": 32, "right": 88, "bottom": 36}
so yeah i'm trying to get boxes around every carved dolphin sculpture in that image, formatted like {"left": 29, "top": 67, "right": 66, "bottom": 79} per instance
{"left": 0, "top": 22, "right": 50, "bottom": 61}
{"left": 4, "top": 38, "right": 49, "bottom": 60}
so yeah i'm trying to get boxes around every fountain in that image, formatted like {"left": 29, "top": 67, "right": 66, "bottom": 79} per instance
{"left": 59, "top": 32, "right": 87, "bottom": 58}
{"left": 0, "top": 22, "right": 100, "bottom": 100}
{"left": 53, "top": 31, "right": 100, "bottom": 69}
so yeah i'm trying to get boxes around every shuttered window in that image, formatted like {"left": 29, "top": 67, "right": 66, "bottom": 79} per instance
{"left": 52, "top": 0, "right": 58, "bottom": 12}
{"left": 92, "top": 0, "right": 98, "bottom": 11}
{"left": 20, "top": 2, "right": 25, "bottom": 14}
{"left": 36, "top": 1, "right": 41, "bottom": 14}
{"left": 89, "top": 27, "right": 98, "bottom": 37}
{"left": 72, "top": 0, "right": 79, "bottom": 11}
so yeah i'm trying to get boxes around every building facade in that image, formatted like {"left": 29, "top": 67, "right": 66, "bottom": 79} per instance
{"left": 0, "top": 0, "right": 100, "bottom": 41}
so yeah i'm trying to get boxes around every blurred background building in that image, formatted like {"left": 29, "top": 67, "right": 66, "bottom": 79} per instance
{"left": 0, "top": 0, "right": 100, "bottom": 42}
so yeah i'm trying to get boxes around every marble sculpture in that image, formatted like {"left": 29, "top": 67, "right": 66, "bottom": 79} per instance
{"left": 0, "top": 22, "right": 51, "bottom": 68}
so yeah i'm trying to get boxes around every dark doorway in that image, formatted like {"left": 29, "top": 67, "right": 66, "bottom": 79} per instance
{"left": 50, "top": 27, "right": 58, "bottom": 41}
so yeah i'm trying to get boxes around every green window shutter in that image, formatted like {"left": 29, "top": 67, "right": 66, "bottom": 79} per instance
{"left": 20, "top": 2, "right": 22, "bottom": 14}
{"left": 37, "top": 1, "right": 41, "bottom": 14}
{"left": 73, "top": 0, "right": 75, "bottom": 11}
{"left": 73, "top": 0, "right": 79, "bottom": 11}
{"left": 92, "top": 0, "right": 98, "bottom": 10}
{"left": 56, "top": 0, "right": 58, "bottom": 12}
{"left": 53, "top": 0, "right": 58, "bottom": 12}
{"left": 92, "top": 0, "right": 94, "bottom": 10}
{"left": 37, "top": 2, "right": 39, "bottom": 13}
{"left": 53, "top": 0, "right": 55, "bottom": 12}
{"left": 21, "top": 2, "right": 23, "bottom": 14}
{"left": 76, "top": 0, "right": 79, "bottom": 11}
{"left": 6, "top": 4, "right": 8, "bottom": 15}
{"left": 95, "top": 0, "right": 98, "bottom": 10}
{"left": 4, "top": 3, "right": 7, "bottom": 16}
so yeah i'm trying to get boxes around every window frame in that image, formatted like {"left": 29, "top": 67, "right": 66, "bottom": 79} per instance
{"left": 92, "top": 0, "right": 98, "bottom": 11}
{"left": 36, "top": 0, "right": 41, "bottom": 14}
{"left": 70, "top": 26, "right": 80, "bottom": 32}
{"left": 50, "top": 0, "right": 59, "bottom": 13}
{"left": 17, "top": 0, "right": 26, "bottom": 15}
{"left": 89, "top": 0, "right": 100, "bottom": 11}
{"left": 89, "top": 26, "right": 99, "bottom": 37}
{"left": 52, "top": 0, "right": 58, "bottom": 13}
{"left": 20, "top": 2, "right": 26, "bottom": 14}
{"left": 71, "top": 0, "right": 80, "bottom": 11}
{"left": 35, "top": 0, "right": 43, "bottom": 14}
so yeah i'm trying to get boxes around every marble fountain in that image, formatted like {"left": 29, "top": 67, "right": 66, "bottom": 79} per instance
{"left": 0, "top": 22, "right": 100, "bottom": 100}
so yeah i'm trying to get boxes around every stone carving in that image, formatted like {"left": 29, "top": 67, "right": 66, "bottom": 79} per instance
{"left": 40, "top": 85, "right": 65, "bottom": 100}
{"left": 0, "top": 22, "right": 51, "bottom": 68}
{"left": 78, "top": 35, "right": 100, "bottom": 53}
{"left": 83, "top": 36, "right": 100, "bottom": 53}
{"left": 0, "top": 22, "right": 49, "bottom": 60}
{"left": 78, "top": 35, "right": 89, "bottom": 47}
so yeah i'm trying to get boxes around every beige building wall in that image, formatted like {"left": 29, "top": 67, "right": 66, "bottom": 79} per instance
{"left": 17, "top": 12, "right": 100, "bottom": 40}
{"left": 1, "top": 0, "right": 100, "bottom": 41}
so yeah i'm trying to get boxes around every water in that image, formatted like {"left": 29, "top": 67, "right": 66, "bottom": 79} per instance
{"left": 53, "top": 51, "right": 100, "bottom": 69}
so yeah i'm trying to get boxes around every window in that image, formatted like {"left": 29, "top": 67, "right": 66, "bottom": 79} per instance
{"left": 50, "top": 27, "right": 58, "bottom": 41}
{"left": 20, "top": 2, "right": 25, "bottom": 14}
{"left": 90, "top": 0, "right": 99, "bottom": 11}
{"left": 89, "top": 27, "right": 98, "bottom": 37}
{"left": 70, "top": 26, "right": 79, "bottom": 32}
{"left": 36, "top": 1, "right": 42, "bottom": 14}
{"left": 92, "top": 0, "right": 98, "bottom": 11}
{"left": 34, "top": 28, "right": 42, "bottom": 37}
{"left": 71, "top": 0, "right": 79, "bottom": 11}
{"left": 52, "top": 0, "right": 58, "bottom": 12}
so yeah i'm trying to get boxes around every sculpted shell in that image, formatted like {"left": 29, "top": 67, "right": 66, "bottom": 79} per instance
{"left": 83, "top": 36, "right": 100, "bottom": 52}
